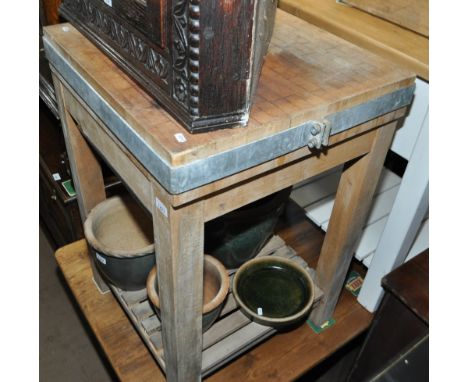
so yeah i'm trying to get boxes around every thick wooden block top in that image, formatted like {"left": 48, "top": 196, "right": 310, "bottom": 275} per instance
{"left": 44, "top": 10, "right": 412, "bottom": 164}
{"left": 279, "top": 0, "right": 428, "bottom": 80}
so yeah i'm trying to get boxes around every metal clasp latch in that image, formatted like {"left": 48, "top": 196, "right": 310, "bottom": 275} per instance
{"left": 308, "top": 120, "right": 331, "bottom": 150}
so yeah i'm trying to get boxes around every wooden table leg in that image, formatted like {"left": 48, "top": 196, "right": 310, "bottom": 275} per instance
{"left": 310, "top": 122, "right": 397, "bottom": 326}
{"left": 152, "top": 183, "right": 204, "bottom": 382}
{"left": 53, "top": 74, "right": 109, "bottom": 293}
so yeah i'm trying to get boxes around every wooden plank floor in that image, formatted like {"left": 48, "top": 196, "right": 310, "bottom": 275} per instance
{"left": 55, "top": 201, "right": 372, "bottom": 382}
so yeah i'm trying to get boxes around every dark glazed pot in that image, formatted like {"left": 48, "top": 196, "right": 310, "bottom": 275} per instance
{"left": 84, "top": 195, "right": 155, "bottom": 291}
{"left": 205, "top": 187, "right": 292, "bottom": 269}
{"left": 233, "top": 256, "right": 315, "bottom": 328}
{"left": 146, "top": 255, "right": 229, "bottom": 332}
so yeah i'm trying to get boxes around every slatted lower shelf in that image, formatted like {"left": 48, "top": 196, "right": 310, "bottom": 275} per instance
{"left": 109, "top": 235, "right": 323, "bottom": 377}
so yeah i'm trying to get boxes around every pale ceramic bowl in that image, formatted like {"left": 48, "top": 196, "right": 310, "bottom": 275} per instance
{"left": 146, "top": 255, "right": 229, "bottom": 332}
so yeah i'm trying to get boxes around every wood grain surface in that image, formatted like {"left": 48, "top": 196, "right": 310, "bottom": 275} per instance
{"left": 43, "top": 9, "right": 413, "bottom": 167}
{"left": 279, "top": 0, "right": 428, "bottom": 80}
{"left": 342, "top": 0, "right": 428, "bottom": 37}
{"left": 53, "top": 74, "right": 110, "bottom": 292}
{"left": 41, "top": 0, "right": 62, "bottom": 25}
{"left": 382, "top": 250, "right": 429, "bottom": 324}
{"left": 310, "top": 122, "right": 397, "bottom": 324}
{"left": 151, "top": 181, "right": 205, "bottom": 381}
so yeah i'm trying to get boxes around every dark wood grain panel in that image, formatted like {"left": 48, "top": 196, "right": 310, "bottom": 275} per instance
{"left": 42, "top": 0, "right": 63, "bottom": 25}
{"left": 58, "top": 0, "right": 277, "bottom": 132}
{"left": 147, "top": 0, "right": 166, "bottom": 47}
{"left": 198, "top": 0, "right": 254, "bottom": 117}
{"left": 382, "top": 251, "right": 429, "bottom": 324}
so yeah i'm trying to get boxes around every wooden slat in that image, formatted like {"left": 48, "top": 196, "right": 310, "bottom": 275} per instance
{"left": 359, "top": 186, "right": 399, "bottom": 227}
{"left": 256, "top": 236, "right": 286, "bottom": 256}
{"left": 320, "top": 184, "right": 400, "bottom": 231}
{"left": 298, "top": 170, "right": 406, "bottom": 263}
{"left": 375, "top": 169, "right": 403, "bottom": 193}
{"left": 131, "top": 300, "right": 155, "bottom": 322}
{"left": 141, "top": 315, "right": 161, "bottom": 335}
{"left": 202, "top": 312, "right": 253, "bottom": 350}
{"left": 296, "top": 168, "right": 401, "bottom": 227}
{"left": 108, "top": 235, "right": 323, "bottom": 377}
{"left": 219, "top": 295, "right": 238, "bottom": 317}
{"left": 120, "top": 289, "right": 148, "bottom": 306}
{"left": 362, "top": 218, "right": 429, "bottom": 268}
{"left": 354, "top": 217, "right": 388, "bottom": 261}
{"left": 406, "top": 218, "right": 429, "bottom": 261}
{"left": 305, "top": 195, "right": 335, "bottom": 227}
{"left": 291, "top": 167, "right": 342, "bottom": 208}
{"left": 202, "top": 323, "right": 274, "bottom": 373}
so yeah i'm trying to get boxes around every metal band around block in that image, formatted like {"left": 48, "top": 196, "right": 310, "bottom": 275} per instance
{"left": 44, "top": 35, "right": 414, "bottom": 195}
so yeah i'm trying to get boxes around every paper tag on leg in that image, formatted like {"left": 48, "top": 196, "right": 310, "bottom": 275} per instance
{"left": 156, "top": 197, "right": 168, "bottom": 217}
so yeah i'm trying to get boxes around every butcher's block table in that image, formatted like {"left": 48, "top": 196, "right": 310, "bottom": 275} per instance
{"left": 44, "top": 10, "right": 414, "bottom": 382}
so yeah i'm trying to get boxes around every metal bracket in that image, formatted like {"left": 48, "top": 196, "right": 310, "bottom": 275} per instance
{"left": 308, "top": 120, "right": 331, "bottom": 150}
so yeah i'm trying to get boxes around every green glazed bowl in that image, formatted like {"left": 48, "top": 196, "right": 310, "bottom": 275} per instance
{"left": 233, "top": 256, "right": 314, "bottom": 327}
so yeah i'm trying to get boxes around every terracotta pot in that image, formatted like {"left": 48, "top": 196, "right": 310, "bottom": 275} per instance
{"left": 84, "top": 195, "right": 155, "bottom": 290}
{"left": 146, "top": 255, "right": 229, "bottom": 332}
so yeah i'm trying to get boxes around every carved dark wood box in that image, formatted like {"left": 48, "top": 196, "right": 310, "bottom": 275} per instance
{"left": 59, "top": 0, "right": 277, "bottom": 133}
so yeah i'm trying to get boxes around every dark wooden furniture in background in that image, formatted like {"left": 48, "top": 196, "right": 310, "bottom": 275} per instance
{"left": 41, "top": 0, "right": 63, "bottom": 25}
{"left": 39, "top": 102, "right": 123, "bottom": 248}
{"left": 40, "top": 0, "right": 123, "bottom": 247}
{"left": 40, "top": 0, "right": 62, "bottom": 118}
{"left": 40, "top": 102, "right": 82, "bottom": 246}
{"left": 59, "top": 0, "right": 278, "bottom": 133}
{"left": 347, "top": 251, "right": 429, "bottom": 381}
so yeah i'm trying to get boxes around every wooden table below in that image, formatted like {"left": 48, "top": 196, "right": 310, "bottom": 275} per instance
{"left": 55, "top": 202, "right": 372, "bottom": 382}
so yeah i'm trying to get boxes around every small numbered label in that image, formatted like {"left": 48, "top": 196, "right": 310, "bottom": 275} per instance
{"left": 174, "top": 133, "right": 187, "bottom": 143}
{"left": 96, "top": 253, "right": 107, "bottom": 265}
{"left": 156, "top": 197, "right": 168, "bottom": 217}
